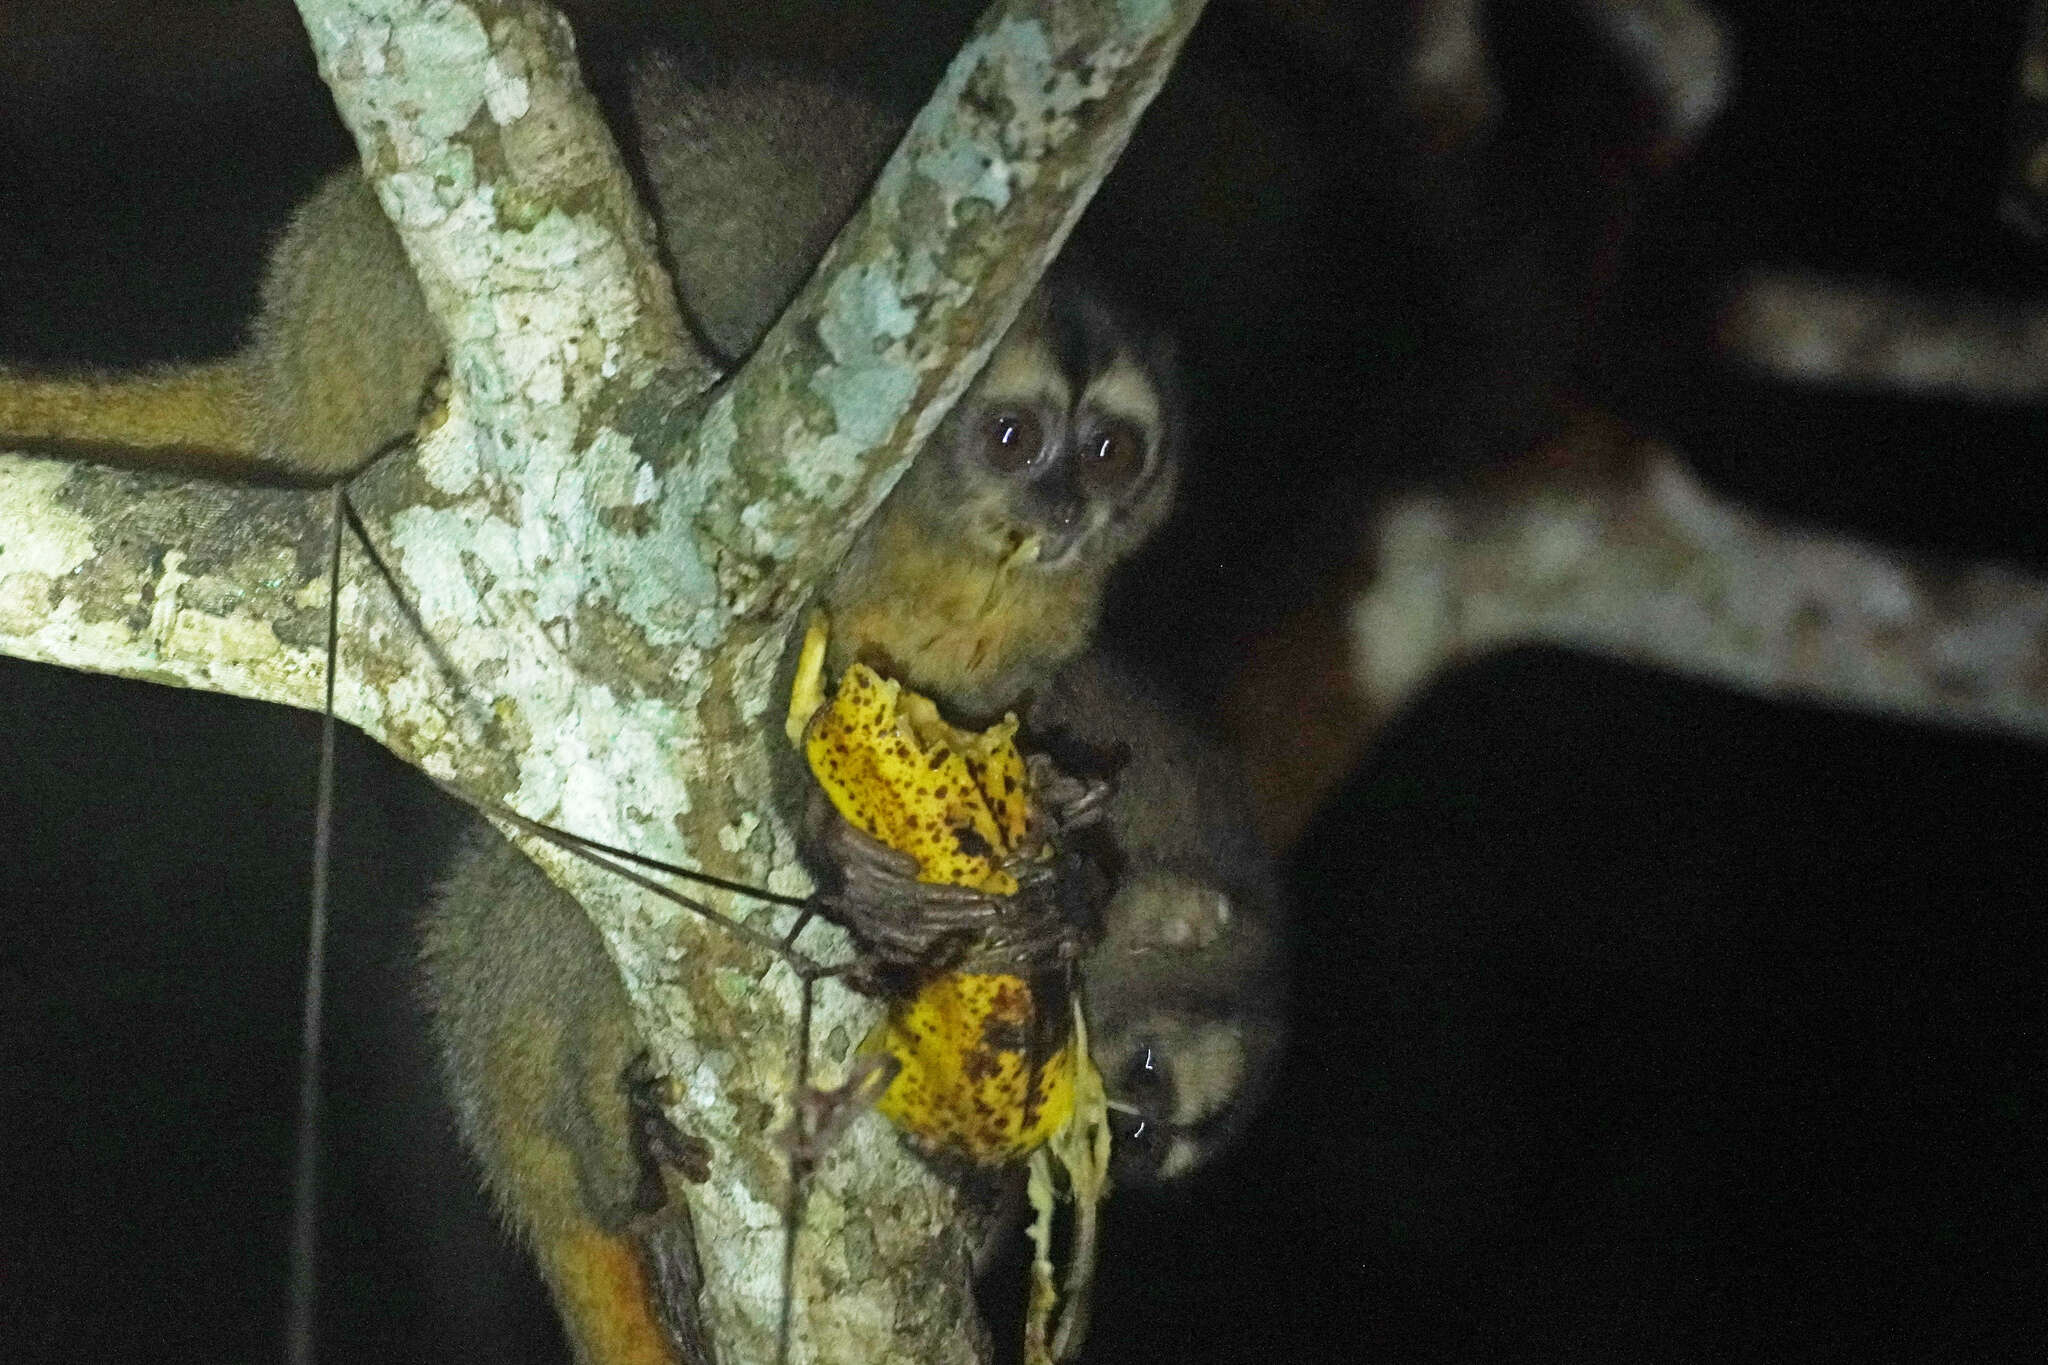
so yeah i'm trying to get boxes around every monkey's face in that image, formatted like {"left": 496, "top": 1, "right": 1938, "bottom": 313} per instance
{"left": 1085, "top": 870, "right": 1287, "bottom": 1184}
{"left": 921, "top": 280, "right": 1180, "bottom": 575}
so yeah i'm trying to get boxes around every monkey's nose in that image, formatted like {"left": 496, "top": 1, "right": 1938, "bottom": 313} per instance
{"left": 1030, "top": 463, "right": 1087, "bottom": 529}
{"left": 1016, "top": 475, "right": 1087, "bottom": 562}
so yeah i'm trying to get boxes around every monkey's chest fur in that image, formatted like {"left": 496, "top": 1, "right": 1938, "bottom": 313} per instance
{"left": 823, "top": 509, "right": 1107, "bottom": 721}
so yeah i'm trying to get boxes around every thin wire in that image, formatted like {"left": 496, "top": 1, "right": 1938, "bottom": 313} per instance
{"left": 286, "top": 485, "right": 345, "bottom": 1365}
{"left": 776, "top": 974, "right": 817, "bottom": 1365}
{"left": 433, "top": 776, "right": 823, "bottom": 967}
{"left": 334, "top": 487, "right": 918, "bottom": 1365}
{"left": 445, "top": 780, "right": 813, "bottom": 910}
{"left": 339, "top": 492, "right": 817, "bottom": 931}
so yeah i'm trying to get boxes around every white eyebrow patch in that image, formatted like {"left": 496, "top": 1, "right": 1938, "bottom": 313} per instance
{"left": 972, "top": 322, "right": 1071, "bottom": 413}
{"left": 1082, "top": 354, "right": 1162, "bottom": 436}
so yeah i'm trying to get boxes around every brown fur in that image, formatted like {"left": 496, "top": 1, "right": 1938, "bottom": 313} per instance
{"left": 248, "top": 170, "right": 443, "bottom": 479}
{"left": 1029, "top": 654, "right": 1286, "bottom": 1183}
{"left": 824, "top": 499, "right": 1109, "bottom": 721}
{"left": 0, "top": 358, "right": 264, "bottom": 477}
{"left": 0, "top": 46, "right": 1276, "bottom": 1362}
{"left": 422, "top": 827, "right": 701, "bottom": 1365}
{"left": 0, "top": 171, "right": 437, "bottom": 482}
{"left": 630, "top": 51, "right": 902, "bottom": 364}
{"left": 0, "top": 54, "right": 891, "bottom": 484}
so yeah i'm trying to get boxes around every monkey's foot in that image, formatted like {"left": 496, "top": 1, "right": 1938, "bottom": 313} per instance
{"left": 624, "top": 1051, "right": 710, "bottom": 1216}
{"left": 414, "top": 367, "right": 453, "bottom": 437}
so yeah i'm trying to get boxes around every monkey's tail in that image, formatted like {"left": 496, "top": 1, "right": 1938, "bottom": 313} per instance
{"left": 0, "top": 355, "right": 271, "bottom": 478}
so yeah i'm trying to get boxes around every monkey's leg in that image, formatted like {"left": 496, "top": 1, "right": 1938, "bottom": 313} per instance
{"left": 422, "top": 823, "right": 713, "bottom": 1365}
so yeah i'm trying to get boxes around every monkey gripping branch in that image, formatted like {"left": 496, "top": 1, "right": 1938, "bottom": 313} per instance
{"left": 0, "top": 0, "right": 1207, "bottom": 1360}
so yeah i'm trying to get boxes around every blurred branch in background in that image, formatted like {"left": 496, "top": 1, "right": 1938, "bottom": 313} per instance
{"left": 1719, "top": 270, "right": 2048, "bottom": 401}
{"left": 1235, "top": 416, "right": 2048, "bottom": 850}
{"left": 1575, "top": 0, "right": 1732, "bottom": 150}
{"left": 1388, "top": 0, "right": 1731, "bottom": 153}
{"left": 1406, "top": 0, "right": 1497, "bottom": 148}
{"left": 1225, "top": 0, "right": 2048, "bottom": 851}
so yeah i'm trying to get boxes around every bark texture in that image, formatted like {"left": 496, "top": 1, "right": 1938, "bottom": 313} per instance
{"left": 0, "top": 1, "right": 1206, "bottom": 1361}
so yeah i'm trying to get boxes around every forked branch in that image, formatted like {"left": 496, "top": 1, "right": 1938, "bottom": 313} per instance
{"left": 0, "top": 0, "right": 1208, "bottom": 1360}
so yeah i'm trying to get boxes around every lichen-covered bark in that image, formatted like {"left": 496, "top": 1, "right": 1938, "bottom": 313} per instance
{"left": 315, "top": 3, "right": 1206, "bottom": 1360}
{"left": 0, "top": 457, "right": 331, "bottom": 702}
{"left": 293, "top": 0, "right": 714, "bottom": 410}
{"left": 652, "top": 0, "right": 1211, "bottom": 623}
{"left": 0, "top": 1, "right": 1207, "bottom": 1361}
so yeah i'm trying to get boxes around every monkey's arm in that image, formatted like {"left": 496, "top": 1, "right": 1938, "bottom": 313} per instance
{"left": 1029, "top": 651, "right": 1289, "bottom": 1181}
{"left": 420, "top": 821, "right": 712, "bottom": 1365}
{"left": 0, "top": 169, "right": 440, "bottom": 483}
{"left": 0, "top": 356, "right": 266, "bottom": 479}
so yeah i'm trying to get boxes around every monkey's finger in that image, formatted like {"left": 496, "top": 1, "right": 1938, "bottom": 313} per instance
{"left": 838, "top": 860, "right": 1003, "bottom": 910}
{"left": 1053, "top": 776, "right": 1114, "bottom": 831}
{"left": 1025, "top": 754, "right": 1113, "bottom": 831}
{"left": 642, "top": 1220, "right": 716, "bottom": 1365}
{"left": 806, "top": 785, "right": 925, "bottom": 880}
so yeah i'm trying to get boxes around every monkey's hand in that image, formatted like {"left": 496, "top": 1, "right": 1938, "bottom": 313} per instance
{"left": 1025, "top": 752, "right": 1112, "bottom": 838}
{"left": 622, "top": 1050, "right": 712, "bottom": 1212}
{"left": 803, "top": 780, "right": 1093, "bottom": 974}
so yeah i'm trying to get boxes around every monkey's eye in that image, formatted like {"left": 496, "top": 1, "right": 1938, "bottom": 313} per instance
{"left": 1108, "top": 1041, "right": 1175, "bottom": 1182}
{"left": 980, "top": 411, "right": 1045, "bottom": 473}
{"left": 1076, "top": 420, "right": 1147, "bottom": 497}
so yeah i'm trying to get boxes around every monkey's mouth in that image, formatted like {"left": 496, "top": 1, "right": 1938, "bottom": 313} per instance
{"left": 996, "top": 529, "right": 1043, "bottom": 570}
{"left": 994, "top": 525, "right": 1086, "bottom": 571}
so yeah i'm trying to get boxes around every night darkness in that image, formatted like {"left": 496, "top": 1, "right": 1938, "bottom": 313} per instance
{"left": 2, "top": 2, "right": 2045, "bottom": 1362}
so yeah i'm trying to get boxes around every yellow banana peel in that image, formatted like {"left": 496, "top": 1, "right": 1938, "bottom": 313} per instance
{"left": 789, "top": 613, "right": 1112, "bottom": 1356}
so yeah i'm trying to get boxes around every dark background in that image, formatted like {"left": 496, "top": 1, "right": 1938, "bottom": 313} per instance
{"left": 2, "top": 1, "right": 2044, "bottom": 1360}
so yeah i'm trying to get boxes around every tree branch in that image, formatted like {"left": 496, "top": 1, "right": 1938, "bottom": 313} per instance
{"left": 0, "top": 1, "right": 1206, "bottom": 1360}
{"left": 1231, "top": 432, "right": 2048, "bottom": 851}
{"left": 294, "top": 0, "right": 716, "bottom": 405}
{"left": 652, "top": 0, "right": 1205, "bottom": 619}
{"left": 1357, "top": 444, "right": 2048, "bottom": 732}
{"left": 1573, "top": 0, "right": 1732, "bottom": 149}
{"left": 0, "top": 458, "right": 329, "bottom": 703}
{"left": 1719, "top": 269, "right": 2048, "bottom": 402}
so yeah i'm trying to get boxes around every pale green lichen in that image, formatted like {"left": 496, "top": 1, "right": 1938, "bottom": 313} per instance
{"left": 483, "top": 52, "right": 532, "bottom": 124}
{"left": 417, "top": 427, "right": 484, "bottom": 497}
{"left": 161, "top": 609, "right": 289, "bottom": 668}
{"left": 380, "top": 147, "right": 480, "bottom": 228}
{"left": 330, "top": 3, "right": 490, "bottom": 155}
{"left": 817, "top": 263, "right": 919, "bottom": 361}
{"left": 0, "top": 458, "right": 104, "bottom": 578}
{"left": 808, "top": 366, "right": 919, "bottom": 483}
{"left": 0, "top": 571, "right": 55, "bottom": 637}
{"left": 1116, "top": 0, "right": 1174, "bottom": 33}
{"left": 910, "top": 19, "right": 1061, "bottom": 208}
